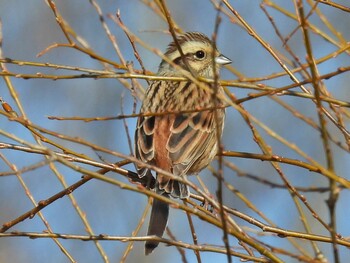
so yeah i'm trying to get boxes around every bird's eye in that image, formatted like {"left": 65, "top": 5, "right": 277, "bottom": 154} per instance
{"left": 194, "top": 50, "right": 206, "bottom": 60}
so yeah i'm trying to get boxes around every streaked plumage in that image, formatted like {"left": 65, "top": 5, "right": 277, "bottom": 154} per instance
{"left": 134, "top": 32, "right": 231, "bottom": 254}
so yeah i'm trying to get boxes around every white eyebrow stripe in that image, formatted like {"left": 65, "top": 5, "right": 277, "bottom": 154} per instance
{"left": 167, "top": 41, "right": 209, "bottom": 61}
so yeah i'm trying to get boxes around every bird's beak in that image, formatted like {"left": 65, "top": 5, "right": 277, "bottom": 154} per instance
{"left": 215, "top": 54, "right": 232, "bottom": 65}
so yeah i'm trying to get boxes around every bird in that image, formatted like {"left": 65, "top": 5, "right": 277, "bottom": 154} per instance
{"left": 134, "top": 31, "right": 231, "bottom": 255}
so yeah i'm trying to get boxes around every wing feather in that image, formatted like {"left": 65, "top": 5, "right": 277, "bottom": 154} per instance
{"left": 135, "top": 116, "right": 156, "bottom": 177}
{"left": 168, "top": 111, "right": 221, "bottom": 176}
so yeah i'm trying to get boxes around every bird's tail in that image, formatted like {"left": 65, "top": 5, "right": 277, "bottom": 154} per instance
{"left": 145, "top": 193, "right": 169, "bottom": 255}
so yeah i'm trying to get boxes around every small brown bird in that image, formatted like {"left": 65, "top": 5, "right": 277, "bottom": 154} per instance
{"left": 134, "top": 32, "right": 231, "bottom": 255}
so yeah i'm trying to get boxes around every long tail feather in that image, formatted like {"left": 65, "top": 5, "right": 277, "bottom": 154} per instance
{"left": 145, "top": 194, "right": 169, "bottom": 255}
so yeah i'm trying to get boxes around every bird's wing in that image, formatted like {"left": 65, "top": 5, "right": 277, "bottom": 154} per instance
{"left": 155, "top": 110, "right": 223, "bottom": 198}
{"left": 135, "top": 115, "right": 156, "bottom": 178}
